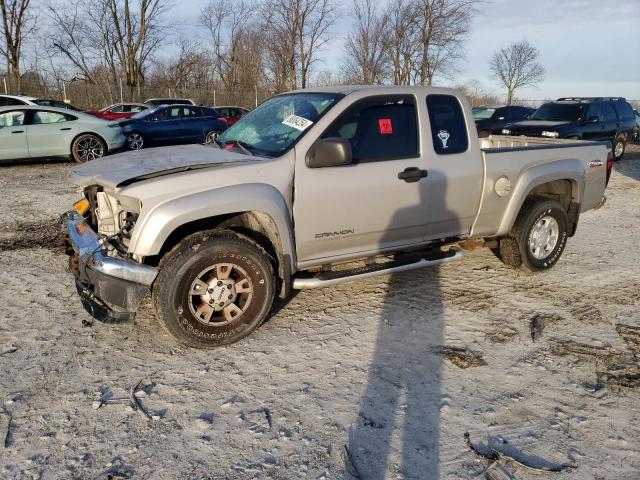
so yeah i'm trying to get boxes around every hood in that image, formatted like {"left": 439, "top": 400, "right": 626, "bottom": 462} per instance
{"left": 507, "top": 120, "right": 574, "bottom": 130}
{"left": 70, "top": 144, "right": 258, "bottom": 189}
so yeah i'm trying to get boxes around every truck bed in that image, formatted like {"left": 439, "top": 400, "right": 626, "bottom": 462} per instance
{"left": 471, "top": 135, "right": 609, "bottom": 238}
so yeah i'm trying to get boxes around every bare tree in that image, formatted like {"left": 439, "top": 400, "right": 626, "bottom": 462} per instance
{"left": 414, "top": 0, "right": 477, "bottom": 85}
{"left": 341, "top": 0, "right": 387, "bottom": 84}
{"left": 454, "top": 79, "right": 498, "bottom": 106}
{"left": 201, "top": 0, "right": 264, "bottom": 104}
{"left": 263, "top": 0, "right": 336, "bottom": 90}
{"left": 105, "top": 0, "right": 167, "bottom": 98}
{"left": 383, "top": 0, "right": 419, "bottom": 85}
{"left": 490, "top": 39, "right": 545, "bottom": 104}
{"left": 0, "top": 0, "right": 34, "bottom": 93}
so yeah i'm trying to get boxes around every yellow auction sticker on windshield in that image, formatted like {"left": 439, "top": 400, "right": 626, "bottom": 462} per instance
{"left": 282, "top": 114, "right": 314, "bottom": 131}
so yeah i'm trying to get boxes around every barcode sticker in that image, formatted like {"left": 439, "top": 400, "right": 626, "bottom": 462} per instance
{"left": 282, "top": 114, "right": 314, "bottom": 131}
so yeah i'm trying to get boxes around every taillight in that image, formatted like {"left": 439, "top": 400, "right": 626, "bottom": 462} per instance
{"left": 218, "top": 117, "right": 228, "bottom": 126}
{"left": 605, "top": 151, "right": 613, "bottom": 187}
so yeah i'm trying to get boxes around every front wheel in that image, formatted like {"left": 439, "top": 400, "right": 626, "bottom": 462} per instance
{"left": 71, "top": 134, "right": 106, "bottom": 163}
{"left": 205, "top": 130, "right": 221, "bottom": 144}
{"left": 496, "top": 199, "right": 569, "bottom": 272}
{"left": 152, "top": 230, "right": 276, "bottom": 348}
{"left": 127, "top": 132, "right": 144, "bottom": 150}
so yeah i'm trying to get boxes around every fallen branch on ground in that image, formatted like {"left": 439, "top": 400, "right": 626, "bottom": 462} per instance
{"left": 464, "top": 432, "right": 577, "bottom": 474}
{"left": 129, "top": 378, "right": 154, "bottom": 421}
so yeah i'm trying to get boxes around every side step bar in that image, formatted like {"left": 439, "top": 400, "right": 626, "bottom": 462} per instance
{"left": 292, "top": 248, "right": 464, "bottom": 290}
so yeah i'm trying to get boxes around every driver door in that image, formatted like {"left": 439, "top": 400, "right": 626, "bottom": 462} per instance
{"left": 293, "top": 95, "right": 431, "bottom": 265}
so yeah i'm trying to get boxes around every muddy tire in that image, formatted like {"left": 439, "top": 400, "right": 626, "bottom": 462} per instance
{"left": 152, "top": 230, "right": 275, "bottom": 348}
{"left": 497, "top": 198, "right": 568, "bottom": 272}
{"left": 613, "top": 134, "right": 626, "bottom": 161}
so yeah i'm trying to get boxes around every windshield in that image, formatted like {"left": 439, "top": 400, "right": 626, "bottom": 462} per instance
{"left": 530, "top": 103, "right": 584, "bottom": 122}
{"left": 472, "top": 107, "right": 495, "bottom": 120}
{"left": 216, "top": 92, "right": 343, "bottom": 157}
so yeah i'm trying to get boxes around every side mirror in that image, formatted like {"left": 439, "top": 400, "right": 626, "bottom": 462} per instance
{"left": 306, "top": 138, "right": 352, "bottom": 168}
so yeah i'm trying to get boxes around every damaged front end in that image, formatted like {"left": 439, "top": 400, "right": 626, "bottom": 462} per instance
{"left": 61, "top": 210, "right": 157, "bottom": 323}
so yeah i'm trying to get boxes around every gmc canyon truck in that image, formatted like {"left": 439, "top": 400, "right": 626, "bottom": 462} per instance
{"left": 62, "top": 86, "right": 611, "bottom": 348}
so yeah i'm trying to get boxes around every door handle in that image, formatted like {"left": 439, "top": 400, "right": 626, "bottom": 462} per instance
{"left": 60, "top": 127, "right": 72, "bottom": 131}
{"left": 11, "top": 130, "right": 24, "bottom": 134}
{"left": 398, "top": 167, "right": 428, "bottom": 183}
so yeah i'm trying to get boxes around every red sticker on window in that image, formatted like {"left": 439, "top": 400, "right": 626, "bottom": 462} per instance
{"left": 378, "top": 118, "right": 393, "bottom": 135}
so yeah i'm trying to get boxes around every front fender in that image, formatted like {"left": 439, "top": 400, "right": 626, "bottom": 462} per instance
{"left": 496, "top": 158, "right": 584, "bottom": 237}
{"left": 129, "top": 183, "right": 295, "bottom": 266}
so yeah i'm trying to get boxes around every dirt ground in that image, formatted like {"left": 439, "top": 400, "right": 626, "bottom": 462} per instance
{"left": 1, "top": 146, "right": 639, "bottom": 479}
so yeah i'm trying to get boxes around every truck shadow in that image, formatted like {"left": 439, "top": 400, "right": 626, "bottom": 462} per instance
{"left": 347, "top": 176, "right": 457, "bottom": 479}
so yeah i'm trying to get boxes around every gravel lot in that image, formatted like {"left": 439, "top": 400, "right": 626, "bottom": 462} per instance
{"left": 1, "top": 146, "right": 639, "bottom": 479}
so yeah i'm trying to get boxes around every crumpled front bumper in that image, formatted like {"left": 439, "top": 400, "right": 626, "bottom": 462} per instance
{"left": 61, "top": 211, "right": 157, "bottom": 323}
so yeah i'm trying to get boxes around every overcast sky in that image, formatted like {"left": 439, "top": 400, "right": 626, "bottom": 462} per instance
{"left": 176, "top": 0, "right": 640, "bottom": 101}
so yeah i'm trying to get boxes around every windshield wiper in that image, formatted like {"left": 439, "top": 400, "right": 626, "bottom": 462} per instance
{"left": 222, "top": 139, "right": 255, "bottom": 156}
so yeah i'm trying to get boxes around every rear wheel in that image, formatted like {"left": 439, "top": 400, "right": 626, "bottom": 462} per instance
{"left": 496, "top": 199, "right": 569, "bottom": 272}
{"left": 153, "top": 230, "right": 275, "bottom": 348}
{"left": 71, "top": 134, "right": 106, "bottom": 163}
{"left": 613, "top": 134, "right": 626, "bottom": 160}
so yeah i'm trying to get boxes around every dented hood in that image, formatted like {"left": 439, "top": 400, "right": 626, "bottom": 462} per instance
{"left": 70, "top": 144, "right": 258, "bottom": 189}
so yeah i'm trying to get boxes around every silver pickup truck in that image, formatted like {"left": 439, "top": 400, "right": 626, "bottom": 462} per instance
{"left": 62, "top": 86, "right": 611, "bottom": 347}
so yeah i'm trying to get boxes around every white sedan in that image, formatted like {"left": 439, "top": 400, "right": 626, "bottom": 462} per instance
{"left": 0, "top": 105, "right": 126, "bottom": 163}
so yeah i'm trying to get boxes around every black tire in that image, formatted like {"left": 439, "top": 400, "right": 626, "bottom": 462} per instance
{"left": 497, "top": 198, "right": 569, "bottom": 272}
{"left": 152, "top": 230, "right": 275, "bottom": 348}
{"left": 613, "top": 134, "right": 626, "bottom": 161}
{"left": 71, "top": 134, "right": 106, "bottom": 163}
{"left": 205, "top": 130, "right": 221, "bottom": 144}
{"left": 127, "top": 132, "right": 145, "bottom": 150}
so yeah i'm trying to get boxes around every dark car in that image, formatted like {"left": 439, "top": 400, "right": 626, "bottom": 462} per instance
{"left": 215, "top": 105, "right": 250, "bottom": 126}
{"left": 502, "top": 97, "right": 637, "bottom": 160}
{"left": 472, "top": 105, "right": 534, "bottom": 137}
{"left": 633, "top": 110, "right": 640, "bottom": 143}
{"left": 119, "top": 105, "right": 228, "bottom": 150}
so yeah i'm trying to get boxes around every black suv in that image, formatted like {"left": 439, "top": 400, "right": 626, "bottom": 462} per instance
{"left": 502, "top": 97, "right": 637, "bottom": 160}
{"left": 472, "top": 105, "right": 534, "bottom": 138}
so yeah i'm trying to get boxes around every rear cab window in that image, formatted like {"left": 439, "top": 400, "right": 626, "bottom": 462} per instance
{"left": 426, "top": 94, "right": 469, "bottom": 155}
{"left": 321, "top": 94, "right": 419, "bottom": 163}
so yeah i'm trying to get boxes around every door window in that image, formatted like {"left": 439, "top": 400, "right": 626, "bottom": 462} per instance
{"left": 494, "top": 108, "right": 509, "bottom": 121}
{"left": 585, "top": 104, "right": 602, "bottom": 121}
{"left": 110, "top": 104, "right": 125, "bottom": 113}
{"left": 600, "top": 103, "right": 618, "bottom": 122}
{"left": 511, "top": 107, "right": 531, "bottom": 120}
{"left": 182, "top": 107, "right": 202, "bottom": 117}
{"left": 32, "top": 111, "right": 73, "bottom": 124}
{"left": 321, "top": 95, "right": 419, "bottom": 163}
{"left": 130, "top": 105, "right": 145, "bottom": 112}
{"left": 0, "top": 110, "right": 25, "bottom": 127}
{"left": 426, "top": 94, "right": 469, "bottom": 155}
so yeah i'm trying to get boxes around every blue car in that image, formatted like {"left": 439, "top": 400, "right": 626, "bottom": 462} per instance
{"left": 119, "top": 104, "right": 228, "bottom": 150}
